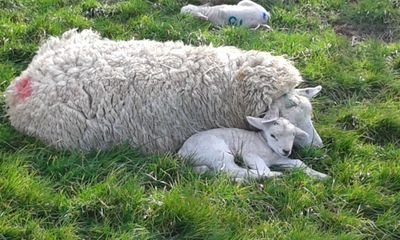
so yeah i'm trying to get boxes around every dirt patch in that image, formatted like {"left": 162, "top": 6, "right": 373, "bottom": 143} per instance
{"left": 334, "top": 23, "right": 399, "bottom": 44}
{"left": 361, "top": 118, "right": 400, "bottom": 147}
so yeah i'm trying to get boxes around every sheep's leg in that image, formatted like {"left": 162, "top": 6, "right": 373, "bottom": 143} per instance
{"left": 272, "top": 159, "right": 330, "bottom": 180}
{"left": 242, "top": 153, "right": 282, "bottom": 178}
{"left": 193, "top": 151, "right": 260, "bottom": 181}
{"left": 193, "top": 165, "right": 211, "bottom": 174}
{"left": 218, "top": 159, "right": 261, "bottom": 182}
{"left": 215, "top": 152, "right": 260, "bottom": 180}
{"left": 192, "top": 12, "right": 209, "bottom": 20}
{"left": 251, "top": 24, "right": 272, "bottom": 31}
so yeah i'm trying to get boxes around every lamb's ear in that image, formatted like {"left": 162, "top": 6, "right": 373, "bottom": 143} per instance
{"left": 263, "top": 105, "right": 279, "bottom": 121}
{"left": 295, "top": 127, "right": 309, "bottom": 139}
{"left": 193, "top": 12, "right": 208, "bottom": 20}
{"left": 295, "top": 85, "right": 322, "bottom": 99}
{"left": 246, "top": 116, "right": 267, "bottom": 130}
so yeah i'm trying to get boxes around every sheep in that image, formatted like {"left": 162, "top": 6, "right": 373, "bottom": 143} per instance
{"left": 178, "top": 113, "right": 329, "bottom": 181}
{"left": 5, "top": 29, "right": 320, "bottom": 154}
{"left": 181, "top": 0, "right": 271, "bottom": 29}
{"left": 267, "top": 85, "right": 323, "bottom": 148}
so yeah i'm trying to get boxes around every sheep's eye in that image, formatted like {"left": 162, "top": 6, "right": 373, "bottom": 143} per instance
{"left": 270, "top": 134, "right": 277, "bottom": 140}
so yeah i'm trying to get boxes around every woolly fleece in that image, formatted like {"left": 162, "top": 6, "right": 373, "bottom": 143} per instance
{"left": 5, "top": 29, "right": 302, "bottom": 153}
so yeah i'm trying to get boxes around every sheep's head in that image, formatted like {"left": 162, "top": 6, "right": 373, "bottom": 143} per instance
{"left": 266, "top": 85, "right": 323, "bottom": 148}
{"left": 246, "top": 115, "right": 308, "bottom": 157}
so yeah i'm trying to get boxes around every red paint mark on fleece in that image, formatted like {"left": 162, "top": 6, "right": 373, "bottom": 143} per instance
{"left": 15, "top": 76, "right": 32, "bottom": 102}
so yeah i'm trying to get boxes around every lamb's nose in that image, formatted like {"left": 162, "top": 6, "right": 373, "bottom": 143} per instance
{"left": 283, "top": 149, "right": 290, "bottom": 156}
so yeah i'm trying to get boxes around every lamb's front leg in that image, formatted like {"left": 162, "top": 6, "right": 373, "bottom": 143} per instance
{"left": 197, "top": 151, "right": 261, "bottom": 182}
{"left": 242, "top": 153, "right": 282, "bottom": 178}
{"left": 272, "top": 159, "right": 330, "bottom": 180}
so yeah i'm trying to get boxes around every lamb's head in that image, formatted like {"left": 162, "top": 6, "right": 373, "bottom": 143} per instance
{"left": 266, "top": 85, "right": 323, "bottom": 148}
{"left": 181, "top": 4, "right": 199, "bottom": 14}
{"left": 246, "top": 116, "right": 308, "bottom": 157}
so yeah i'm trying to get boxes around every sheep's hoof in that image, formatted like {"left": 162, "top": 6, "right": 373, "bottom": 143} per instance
{"left": 267, "top": 171, "right": 283, "bottom": 178}
{"left": 234, "top": 177, "right": 246, "bottom": 183}
{"left": 193, "top": 165, "right": 210, "bottom": 174}
{"left": 254, "top": 170, "right": 283, "bottom": 178}
{"left": 313, "top": 172, "right": 331, "bottom": 181}
{"left": 251, "top": 24, "right": 273, "bottom": 31}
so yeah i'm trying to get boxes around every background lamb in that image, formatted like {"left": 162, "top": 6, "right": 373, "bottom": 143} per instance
{"left": 5, "top": 29, "right": 319, "bottom": 154}
{"left": 178, "top": 114, "right": 329, "bottom": 182}
{"left": 181, "top": 0, "right": 270, "bottom": 29}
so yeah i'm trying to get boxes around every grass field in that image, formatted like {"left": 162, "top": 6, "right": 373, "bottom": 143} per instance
{"left": 1, "top": 0, "right": 400, "bottom": 239}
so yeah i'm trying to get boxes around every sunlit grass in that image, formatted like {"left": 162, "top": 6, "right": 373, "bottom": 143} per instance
{"left": 0, "top": 0, "right": 399, "bottom": 239}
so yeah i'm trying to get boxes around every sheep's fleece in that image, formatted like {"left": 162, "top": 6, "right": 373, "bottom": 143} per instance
{"left": 5, "top": 29, "right": 303, "bottom": 153}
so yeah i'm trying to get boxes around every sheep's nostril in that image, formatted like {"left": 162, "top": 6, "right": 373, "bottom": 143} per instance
{"left": 283, "top": 149, "right": 290, "bottom": 156}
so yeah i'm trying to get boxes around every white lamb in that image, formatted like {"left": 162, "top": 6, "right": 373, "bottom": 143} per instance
{"left": 5, "top": 29, "right": 322, "bottom": 154}
{"left": 181, "top": 0, "right": 270, "bottom": 29}
{"left": 178, "top": 113, "right": 329, "bottom": 181}
{"left": 268, "top": 85, "right": 323, "bottom": 148}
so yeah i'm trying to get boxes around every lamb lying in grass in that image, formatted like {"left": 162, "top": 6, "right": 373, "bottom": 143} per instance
{"left": 178, "top": 113, "right": 329, "bottom": 182}
{"left": 181, "top": 0, "right": 270, "bottom": 29}
{"left": 5, "top": 29, "right": 322, "bottom": 153}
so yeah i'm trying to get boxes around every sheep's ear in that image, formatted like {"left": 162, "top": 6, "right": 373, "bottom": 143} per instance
{"left": 295, "top": 127, "right": 309, "bottom": 139}
{"left": 263, "top": 105, "right": 279, "bottom": 121}
{"left": 246, "top": 116, "right": 267, "bottom": 130}
{"left": 295, "top": 85, "right": 322, "bottom": 99}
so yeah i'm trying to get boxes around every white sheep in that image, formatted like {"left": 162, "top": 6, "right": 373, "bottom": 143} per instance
{"left": 5, "top": 29, "right": 321, "bottom": 154}
{"left": 178, "top": 113, "right": 329, "bottom": 181}
{"left": 181, "top": 0, "right": 270, "bottom": 29}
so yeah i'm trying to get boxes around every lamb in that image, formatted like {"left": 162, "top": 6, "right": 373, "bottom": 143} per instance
{"left": 178, "top": 112, "right": 329, "bottom": 181}
{"left": 181, "top": 0, "right": 270, "bottom": 29}
{"left": 268, "top": 85, "right": 323, "bottom": 148}
{"left": 5, "top": 29, "right": 321, "bottom": 154}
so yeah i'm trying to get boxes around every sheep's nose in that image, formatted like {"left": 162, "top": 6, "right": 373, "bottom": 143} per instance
{"left": 282, "top": 149, "right": 290, "bottom": 156}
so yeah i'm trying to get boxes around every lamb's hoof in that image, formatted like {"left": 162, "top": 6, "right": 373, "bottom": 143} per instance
{"left": 267, "top": 171, "right": 283, "bottom": 178}
{"left": 254, "top": 170, "right": 283, "bottom": 178}
{"left": 193, "top": 165, "right": 210, "bottom": 174}
{"left": 313, "top": 172, "right": 331, "bottom": 181}
{"left": 234, "top": 177, "right": 246, "bottom": 183}
{"left": 251, "top": 24, "right": 273, "bottom": 31}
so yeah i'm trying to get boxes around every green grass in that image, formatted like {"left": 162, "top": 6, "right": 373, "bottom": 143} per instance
{"left": 1, "top": 0, "right": 400, "bottom": 239}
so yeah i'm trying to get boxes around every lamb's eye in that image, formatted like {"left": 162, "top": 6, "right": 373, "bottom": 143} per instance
{"left": 270, "top": 134, "right": 277, "bottom": 140}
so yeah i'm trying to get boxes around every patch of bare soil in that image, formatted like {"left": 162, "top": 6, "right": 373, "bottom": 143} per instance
{"left": 334, "top": 23, "right": 400, "bottom": 44}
